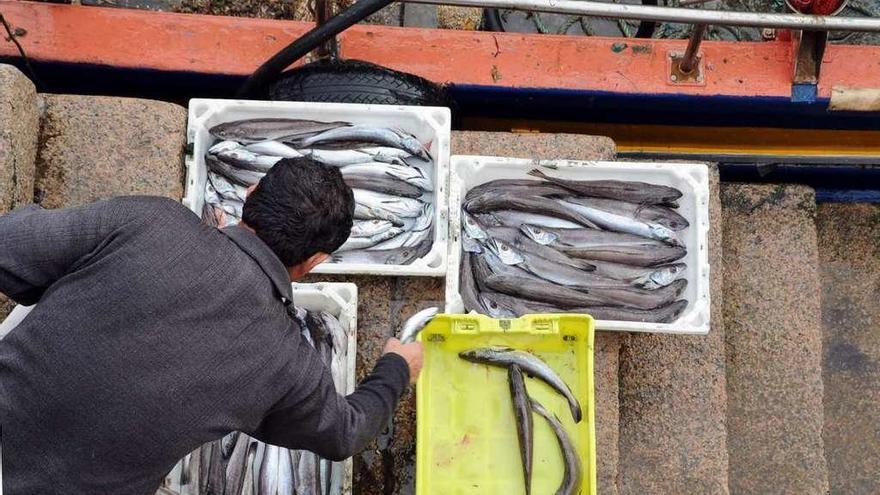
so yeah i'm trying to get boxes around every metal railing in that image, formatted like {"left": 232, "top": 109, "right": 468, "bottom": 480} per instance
{"left": 411, "top": 0, "right": 880, "bottom": 33}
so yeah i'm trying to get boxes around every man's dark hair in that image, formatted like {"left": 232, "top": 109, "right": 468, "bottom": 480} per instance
{"left": 242, "top": 157, "right": 354, "bottom": 266}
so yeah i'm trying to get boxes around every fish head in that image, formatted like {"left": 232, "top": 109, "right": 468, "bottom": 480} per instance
{"left": 478, "top": 293, "right": 517, "bottom": 318}
{"left": 412, "top": 204, "right": 434, "bottom": 232}
{"left": 208, "top": 140, "right": 243, "bottom": 155}
{"left": 520, "top": 224, "right": 557, "bottom": 245}
{"left": 487, "top": 238, "right": 526, "bottom": 266}
{"left": 650, "top": 224, "right": 682, "bottom": 247}
{"left": 461, "top": 212, "right": 488, "bottom": 240}
{"left": 458, "top": 346, "right": 513, "bottom": 364}
{"left": 461, "top": 233, "right": 484, "bottom": 254}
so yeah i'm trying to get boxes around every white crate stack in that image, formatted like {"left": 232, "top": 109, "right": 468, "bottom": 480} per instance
{"left": 444, "top": 156, "right": 711, "bottom": 335}
{"left": 184, "top": 99, "right": 451, "bottom": 277}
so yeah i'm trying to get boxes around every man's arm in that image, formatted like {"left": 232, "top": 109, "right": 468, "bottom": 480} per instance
{"left": 252, "top": 338, "right": 421, "bottom": 461}
{"left": 0, "top": 199, "right": 135, "bottom": 305}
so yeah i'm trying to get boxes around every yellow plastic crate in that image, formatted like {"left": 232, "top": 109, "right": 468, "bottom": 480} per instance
{"left": 416, "top": 313, "right": 596, "bottom": 495}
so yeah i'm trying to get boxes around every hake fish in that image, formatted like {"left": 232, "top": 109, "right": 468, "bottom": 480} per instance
{"left": 330, "top": 239, "right": 431, "bottom": 265}
{"left": 244, "top": 140, "right": 303, "bottom": 158}
{"left": 353, "top": 189, "right": 424, "bottom": 219}
{"left": 341, "top": 162, "right": 432, "bottom": 192}
{"left": 564, "top": 196, "right": 689, "bottom": 231}
{"left": 487, "top": 238, "right": 619, "bottom": 289}
{"left": 343, "top": 175, "right": 423, "bottom": 199}
{"left": 528, "top": 168, "right": 682, "bottom": 206}
{"left": 337, "top": 227, "right": 405, "bottom": 252}
{"left": 351, "top": 219, "right": 395, "bottom": 238}
{"left": 588, "top": 260, "right": 686, "bottom": 289}
{"left": 398, "top": 307, "right": 440, "bottom": 344}
{"left": 508, "top": 364, "right": 533, "bottom": 495}
{"left": 520, "top": 224, "right": 687, "bottom": 267}
{"left": 558, "top": 199, "right": 681, "bottom": 246}
{"left": 458, "top": 346, "right": 582, "bottom": 423}
{"left": 210, "top": 118, "right": 350, "bottom": 143}
{"left": 299, "top": 124, "right": 429, "bottom": 160}
{"left": 485, "top": 226, "right": 595, "bottom": 271}
{"left": 530, "top": 398, "right": 582, "bottom": 495}
{"left": 206, "top": 154, "right": 265, "bottom": 187}
{"left": 464, "top": 190, "right": 600, "bottom": 230}
{"left": 475, "top": 210, "right": 583, "bottom": 230}
{"left": 258, "top": 445, "right": 280, "bottom": 495}
{"left": 477, "top": 291, "right": 689, "bottom": 323}
{"left": 213, "top": 147, "right": 283, "bottom": 173}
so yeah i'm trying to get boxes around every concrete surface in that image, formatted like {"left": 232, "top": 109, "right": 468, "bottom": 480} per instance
{"left": 721, "top": 184, "right": 828, "bottom": 495}
{"left": 617, "top": 165, "right": 729, "bottom": 495}
{"left": 0, "top": 64, "right": 40, "bottom": 319}
{"left": 402, "top": 3, "right": 438, "bottom": 28}
{"left": 817, "top": 203, "right": 880, "bottom": 495}
{"left": 35, "top": 94, "right": 186, "bottom": 209}
{"left": 593, "top": 333, "right": 620, "bottom": 495}
{"left": 451, "top": 131, "right": 617, "bottom": 160}
{"left": 436, "top": 6, "right": 483, "bottom": 30}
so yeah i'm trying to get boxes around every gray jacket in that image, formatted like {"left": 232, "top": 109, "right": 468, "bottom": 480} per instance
{"left": 0, "top": 196, "right": 408, "bottom": 495}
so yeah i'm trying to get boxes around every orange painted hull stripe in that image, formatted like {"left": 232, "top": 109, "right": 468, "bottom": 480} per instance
{"left": 4, "top": 0, "right": 880, "bottom": 99}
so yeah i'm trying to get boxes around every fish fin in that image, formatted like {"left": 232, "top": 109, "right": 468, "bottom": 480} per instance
{"left": 527, "top": 168, "right": 551, "bottom": 181}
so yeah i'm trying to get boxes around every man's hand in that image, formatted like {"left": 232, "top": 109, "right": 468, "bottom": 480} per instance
{"left": 383, "top": 338, "right": 423, "bottom": 384}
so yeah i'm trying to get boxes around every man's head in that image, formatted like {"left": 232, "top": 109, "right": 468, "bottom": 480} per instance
{"left": 242, "top": 157, "right": 354, "bottom": 280}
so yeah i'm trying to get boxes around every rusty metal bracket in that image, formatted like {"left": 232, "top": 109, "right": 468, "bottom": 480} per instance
{"left": 792, "top": 29, "right": 827, "bottom": 85}
{"left": 668, "top": 23, "right": 707, "bottom": 85}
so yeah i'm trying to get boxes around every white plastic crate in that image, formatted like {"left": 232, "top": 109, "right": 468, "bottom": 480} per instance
{"left": 165, "top": 281, "right": 359, "bottom": 495}
{"left": 184, "top": 98, "right": 451, "bottom": 276}
{"left": 445, "top": 156, "right": 711, "bottom": 335}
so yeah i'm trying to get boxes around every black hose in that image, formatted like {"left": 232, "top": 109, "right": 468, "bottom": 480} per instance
{"left": 237, "top": 0, "right": 395, "bottom": 98}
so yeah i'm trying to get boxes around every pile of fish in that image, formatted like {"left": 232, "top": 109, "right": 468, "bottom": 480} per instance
{"left": 459, "top": 347, "right": 583, "bottom": 495}
{"left": 201, "top": 118, "right": 436, "bottom": 265}
{"left": 459, "top": 169, "right": 690, "bottom": 323}
{"left": 167, "top": 309, "right": 349, "bottom": 495}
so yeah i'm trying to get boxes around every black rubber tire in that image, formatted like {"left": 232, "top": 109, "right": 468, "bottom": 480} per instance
{"left": 268, "top": 59, "right": 449, "bottom": 107}
{"left": 482, "top": 0, "right": 658, "bottom": 38}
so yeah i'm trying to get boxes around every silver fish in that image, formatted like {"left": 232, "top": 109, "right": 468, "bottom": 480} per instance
{"left": 564, "top": 196, "right": 689, "bottom": 231}
{"left": 223, "top": 434, "right": 249, "bottom": 495}
{"left": 487, "top": 238, "right": 622, "bottom": 289}
{"left": 341, "top": 162, "right": 432, "bottom": 191}
{"left": 214, "top": 147, "right": 282, "bottom": 173}
{"left": 320, "top": 459, "right": 331, "bottom": 495}
{"left": 300, "top": 148, "right": 390, "bottom": 167}
{"left": 179, "top": 453, "right": 192, "bottom": 486}
{"left": 528, "top": 168, "right": 682, "bottom": 206}
{"left": 508, "top": 364, "right": 533, "bottom": 495}
{"left": 323, "top": 312, "right": 349, "bottom": 393}
{"left": 344, "top": 175, "right": 423, "bottom": 199}
{"left": 353, "top": 189, "right": 424, "bottom": 219}
{"left": 485, "top": 226, "right": 595, "bottom": 271}
{"left": 588, "top": 260, "right": 687, "bottom": 289}
{"left": 459, "top": 346, "right": 582, "bottom": 423}
{"left": 210, "top": 118, "right": 350, "bottom": 143}
{"left": 337, "top": 227, "right": 405, "bottom": 252}
{"left": 530, "top": 398, "right": 582, "bottom": 495}
{"left": 476, "top": 210, "right": 583, "bottom": 230}
{"left": 558, "top": 199, "right": 681, "bottom": 246}
{"left": 208, "top": 439, "right": 227, "bottom": 494}
{"left": 208, "top": 172, "right": 248, "bottom": 203}
{"left": 462, "top": 211, "right": 489, "bottom": 241}
{"left": 371, "top": 204, "right": 432, "bottom": 250}
{"left": 221, "top": 432, "right": 240, "bottom": 458}
{"left": 277, "top": 447, "right": 295, "bottom": 495}
{"left": 244, "top": 140, "right": 303, "bottom": 158}
{"left": 330, "top": 239, "right": 431, "bottom": 265}
{"left": 520, "top": 224, "right": 687, "bottom": 267}
{"left": 206, "top": 154, "right": 265, "bottom": 187}
{"left": 399, "top": 307, "right": 440, "bottom": 344}
{"left": 300, "top": 125, "right": 429, "bottom": 159}
{"left": 258, "top": 445, "right": 280, "bottom": 495}
{"left": 460, "top": 253, "right": 487, "bottom": 314}
{"left": 481, "top": 273, "right": 643, "bottom": 309}
{"left": 357, "top": 146, "right": 414, "bottom": 164}
{"left": 296, "top": 452, "right": 320, "bottom": 495}
{"left": 464, "top": 190, "right": 600, "bottom": 230}
{"left": 479, "top": 292, "right": 689, "bottom": 323}
{"left": 240, "top": 443, "right": 257, "bottom": 495}
{"left": 466, "top": 179, "right": 570, "bottom": 201}
{"left": 251, "top": 442, "right": 265, "bottom": 495}
{"left": 351, "top": 219, "right": 394, "bottom": 238}
{"left": 199, "top": 443, "right": 212, "bottom": 494}
{"left": 208, "top": 140, "right": 244, "bottom": 155}
{"left": 354, "top": 202, "right": 404, "bottom": 226}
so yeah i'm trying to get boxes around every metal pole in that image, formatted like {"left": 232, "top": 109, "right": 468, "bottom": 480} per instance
{"left": 680, "top": 23, "right": 707, "bottom": 74}
{"left": 410, "top": 0, "right": 880, "bottom": 33}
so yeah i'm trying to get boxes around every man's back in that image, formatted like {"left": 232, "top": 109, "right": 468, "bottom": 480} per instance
{"left": 0, "top": 197, "right": 310, "bottom": 494}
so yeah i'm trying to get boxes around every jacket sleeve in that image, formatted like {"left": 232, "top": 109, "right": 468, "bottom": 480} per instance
{"left": 252, "top": 340, "right": 410, "bottom": 461}
{"left": 0, "top": 200, "right": 133, "bottom": 305}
